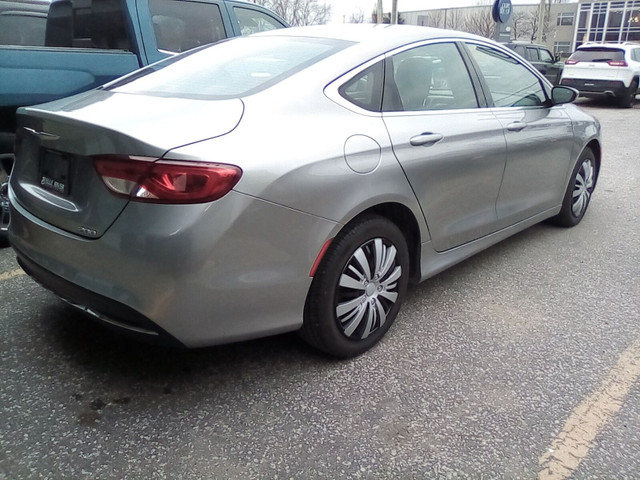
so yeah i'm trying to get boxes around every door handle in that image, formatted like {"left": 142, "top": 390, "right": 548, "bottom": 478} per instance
{"left": 410, "top": 133, "right": 444, "bottom": 146}
{"left": 506, "top": 122, "right": 527, "bottom": 132}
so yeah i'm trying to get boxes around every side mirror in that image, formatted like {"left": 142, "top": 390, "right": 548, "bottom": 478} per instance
{"left": 551, "top": 86, "right": 578, "bottom": 105}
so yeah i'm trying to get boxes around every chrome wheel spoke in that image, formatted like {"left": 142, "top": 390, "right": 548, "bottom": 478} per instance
{"left": 374, "top": 297, "right": 387, "bottom": 327}
{"left": 379, "top": 290, "right": 398, "bottom": 303}
{"left": 378, "top": 245, "right": 397, "bottom": 279}
{"left": 342, "top": 304, "right": 367, "bottom": 337}
{"left": 360, "top": 305, "right": 375, "bottom": 339}
{"left": 337, "top": 295, "right": 366, "bottom": 318}
{"left": 339, "top": 273, "right": 366, "bottom": 291}
{"left": 572, "top": 190, "right": 587, "bottom": 216}
{"left": 373, "top": 238, "right": 384, "bottom": 279}
{"left": 353, "top": 247, "right": 372, "bottom": 281}
{"left": 381, "top": 266, "right": 401, "bottom": 287}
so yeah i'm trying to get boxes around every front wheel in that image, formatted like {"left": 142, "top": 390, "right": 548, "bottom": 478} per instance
{"left": 0, "top": 159, "right": 10, "bottom": 247}
{"left": 550, "top": 149, "right": 597, "bottom": 227}
{"left": 301, "top": 215, "right": 410, "bottom": 358}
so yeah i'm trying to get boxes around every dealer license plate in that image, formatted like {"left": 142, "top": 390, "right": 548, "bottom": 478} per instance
{"left": 39, "top": 150, "right": 72, "bottom": 196}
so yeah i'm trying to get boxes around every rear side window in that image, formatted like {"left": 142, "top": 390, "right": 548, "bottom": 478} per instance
{"left": 526, "top": 46, "right": 540, "bottom": 61}
{"left": 149, "top": 0, "right": 226, "bottom": 53}
{"left": 569, "top": 48, "right": 625, "bottom": 62}
{"left": 467, "top": 43, "right": 547, "bottom": 108}
{"left": 233, "top": 6, "right": 285, "bottom": 35}
{"left": 339, "top": 61, "right": 384, "bottom": 112}
{"left": 108, "top": 36, "right": 352, "bottom": 99}
{"left": 0, "top": 12, "right": 46, "bottom": 45}
{"left": 0, "top": 0, "right": 131, "bottom": 49}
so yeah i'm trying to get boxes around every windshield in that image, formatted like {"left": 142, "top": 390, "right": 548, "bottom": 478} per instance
{"left": 569, "top": 48, "right": 625, "bottom": 62}
{"left": 107, "top": 35, "right": 353, "bottom": 100}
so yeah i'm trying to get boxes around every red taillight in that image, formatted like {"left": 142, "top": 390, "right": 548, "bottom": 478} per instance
{"left": 607, "top": 60, "right": 627, "bottom": 67}
{"left": 93, "top": 155, "right": 242, "bottom": 204}
{"left": 565, "top": 59, "right": 579, "bottom": 65}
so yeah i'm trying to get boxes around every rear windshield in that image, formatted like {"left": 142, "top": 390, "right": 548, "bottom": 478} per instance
{"left": 107, "top": 35, "right": 352, "bottom": 100}
{"left": 569, "top": 48, "right": 625, "bottom": 62}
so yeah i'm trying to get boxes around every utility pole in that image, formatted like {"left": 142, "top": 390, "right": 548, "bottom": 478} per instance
{"left": 376, "top": 0, "right": 383, "bottom": 24}
{"left": 536, "top": 0, "right": 545, "bottom": 43}
{"left": 391, "top": 0, "right": 398, "bottom": 24}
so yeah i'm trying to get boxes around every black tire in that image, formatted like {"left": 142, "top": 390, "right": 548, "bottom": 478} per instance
{"left": 618, "top": 80, "right": 638, "bottom": 108}
{"left": 549, "top": 148, "right": 597, "bottom": 227}
{"left": 0, "top": 161, "right": 9, "bottom": 247}
{"left": 300, "top": 215, "right": 410, "bottom": 358}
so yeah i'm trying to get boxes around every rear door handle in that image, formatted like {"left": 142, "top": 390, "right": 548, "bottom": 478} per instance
{"left": 410, "top": 133, "right": 443, "bottom": 146}
{"left": 506, "top": 122, "right": 527, "bottom": 132}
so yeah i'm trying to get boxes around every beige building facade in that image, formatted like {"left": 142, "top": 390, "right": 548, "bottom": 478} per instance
{"left": 574, "top": 1, "right": 640, "bottom": 46}
{"left": 399, "top": 2, "right": 578, "bottom": 57}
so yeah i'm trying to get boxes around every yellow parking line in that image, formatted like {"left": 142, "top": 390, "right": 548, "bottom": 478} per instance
{"left": 0, "top": 268, "right": 25, "bottom": 282}
{"left": 538, "top": 334, "right": 640, "bottom": 479}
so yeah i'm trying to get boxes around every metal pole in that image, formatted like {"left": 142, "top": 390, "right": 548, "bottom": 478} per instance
{"left": 391, "top": 0, "right": 398, "bottom": 24}
{"left": 536, "top": 0, "right": 545, "bottom": 43}
{"left": 377, "top": 0, "right": 383, "bottom": 24}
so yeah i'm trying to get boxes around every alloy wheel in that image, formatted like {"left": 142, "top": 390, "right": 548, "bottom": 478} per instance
{"left": 572, "top": 158, "right": 595, "bottom": 218}
{"left": 335, "top": 238, "right": 402, "bottom": 340}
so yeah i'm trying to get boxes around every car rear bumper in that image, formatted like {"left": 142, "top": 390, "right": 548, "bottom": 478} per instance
{"left": 9, "top": 186, "right": 339, "bottom": 348}
{"left": 15, "top": 249, "right": 186, "bottom": 347}
{"left": 560, "top": 78, "right": 627, "bottom": 97}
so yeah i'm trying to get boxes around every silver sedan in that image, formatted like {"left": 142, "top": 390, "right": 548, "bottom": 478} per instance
{"left": 8, "top": 25, "right": 601, "bottom": 357}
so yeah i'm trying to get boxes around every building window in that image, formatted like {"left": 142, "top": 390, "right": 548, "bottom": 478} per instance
{"left": 554, "top": 41, "right": 572, "bottom": 57}
{"left": 557, "top": 12, "right": 574, "bottom": 26}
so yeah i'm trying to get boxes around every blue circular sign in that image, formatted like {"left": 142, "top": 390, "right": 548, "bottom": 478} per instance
{"left": 492, "top": 0, "right": 512, "bottom": 23}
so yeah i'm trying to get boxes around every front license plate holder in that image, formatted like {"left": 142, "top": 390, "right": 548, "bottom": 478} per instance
{"left": 39, "top": 149, "right": 72, "bottom": 196}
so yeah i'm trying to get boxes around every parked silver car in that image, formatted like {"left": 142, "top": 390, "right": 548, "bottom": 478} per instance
{"left": 8, "top": 25, "right": 601, "bottom": 357}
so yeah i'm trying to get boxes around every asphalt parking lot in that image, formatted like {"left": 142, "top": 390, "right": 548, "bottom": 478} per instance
{"left": 1, "top": 98, "right": 639, "bottom": 479}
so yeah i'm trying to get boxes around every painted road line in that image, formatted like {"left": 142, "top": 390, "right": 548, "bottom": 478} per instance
{"left": 538, "top": 334, "right": 640, "bottom": 480}
{"left": 0, "top": 268, "right": 25, "bottom": 282}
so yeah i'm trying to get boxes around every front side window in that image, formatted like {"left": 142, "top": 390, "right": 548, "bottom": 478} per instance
{"left": 539, "top": 48, "right": 554, "bottom": 63}
{"left": 108, "top": 36, "right": 352, "bottom": 99}
{"left": 467, "top": 43, "right": 547, "bottom": 108}
{"left": 150, "top": 0, "right": 226, "bottom": 53}
{"left": 383, "top": 42, "right": 479, "bottom": 112}
{"left": 233, "top": 7, "right": 285, "bottom": 35}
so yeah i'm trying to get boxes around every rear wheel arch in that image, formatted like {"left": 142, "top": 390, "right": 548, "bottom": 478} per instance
{"left": 352, "top": 203, "right": 422, "bottom": 283}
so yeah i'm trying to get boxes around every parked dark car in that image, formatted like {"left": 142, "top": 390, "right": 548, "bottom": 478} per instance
{"left": 504, "top": 41, "right": 564, "bottom": 84}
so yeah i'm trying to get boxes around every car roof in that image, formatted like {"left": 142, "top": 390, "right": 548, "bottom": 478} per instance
{"left": 577, "top": 42, "right": 640, "bottom": 51}
{"left": 504, "top": 41, "right": 548, "bottom": 48}
{"left": 257, "top": 23, "right": 489, "bottom": 49}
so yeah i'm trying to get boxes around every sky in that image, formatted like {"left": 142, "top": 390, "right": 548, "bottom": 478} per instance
{"left": 327, "top": 0, "right": 550, "bottom": 24}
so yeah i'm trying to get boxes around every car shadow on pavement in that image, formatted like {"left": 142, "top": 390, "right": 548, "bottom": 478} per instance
{"left": 575, "top": 96, "right": 640, "bottom": 109}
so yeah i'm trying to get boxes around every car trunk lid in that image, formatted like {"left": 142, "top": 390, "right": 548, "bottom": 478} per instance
{"left": 10, "top": 91, "right": 244, "bottom": 238}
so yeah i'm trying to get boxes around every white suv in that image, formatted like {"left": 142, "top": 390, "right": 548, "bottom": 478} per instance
{"left": 560, "top": 42, "right": 640, "bottom": 108}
